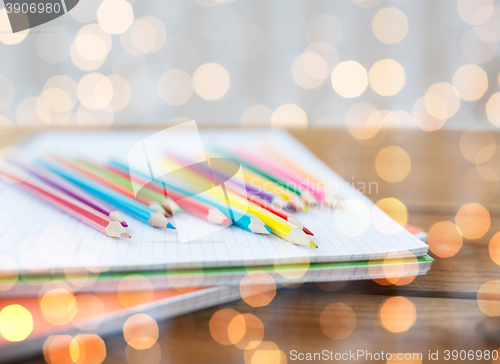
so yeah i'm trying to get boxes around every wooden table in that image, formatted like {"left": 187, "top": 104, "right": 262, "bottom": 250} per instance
{"left": 13, "top": 127, "right": 500, "bottom": 363}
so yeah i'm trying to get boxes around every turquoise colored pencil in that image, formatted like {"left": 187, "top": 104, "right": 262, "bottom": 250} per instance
{"left": 39, "top": 160, "right": 175, "bottom": 230}
{"left": 109, "top": 160, "right": 272, "bottom": 235}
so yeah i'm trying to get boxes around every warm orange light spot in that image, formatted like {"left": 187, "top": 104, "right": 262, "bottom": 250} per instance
{"left": 72, "top": 294, "right": 105, "bottom": 330}
{"left": 460, "top": 127, "right": 496, "bottom": 164}
{"left": 158, "top": 69, "right": 194, "bottom": 106}
{"left": 44, "top": 335, "right": 74, "bottom": 364}
{"left": 193, "top": 63, "right": 230, "bottom": 100}
{"left": 427, "top": 221, "right": 463, "bottom": 258}
{"left": 291, "top": 52, "right": 328, "bottom": 89}
{"left": 412, "top": 97, "right": 447, "bottom": 131}
{"left": 228, "top": 314, "right": 246, "bottom": 345}
{"left": 375, "top": 146, "right": 411, "bottom": 183}
{"left": 368, "top": 59, "right": 406, "bottom": 96}
{"left": 320, "top": 302, "right": 356, "bottom": 339}
{"left": 345, "top": 103, "right": 382, "bottom": 140}
{"left": 125, "top": 342, "right": 162, "bottom": 364}
{"left": 477, "top": 280, "right": 500, "bottom": 316}
{"left": 118, "top": 274, "right": 154, "bottom": 308}
{"left": 72, "top": 334, "right": 106, "bottom": 364}
{"left": 489, "top": 233, "right": 500, "bottom": 265}
{"left": 457, "top": 0, "right": 493, "bottom": 25}
{"left": 0, "top": 304, "right": 33, "bottom": 342}
{"left": 271, "top": 104, "right": 308, "bottom": 129}
{"left": 375, "top": 197, "right": 408, "bottom": 226}
{"left": 383, "top": 252, "right": 419, "bottom": 286}
{"left": 209, "top": 308, "right": 239, "bottom": 345}
{"left": 476, "top": 164, "right": 499, "bottom": 182}
{"left": 229, "top": 314, "right": 264, "bottom": 349}
{"left": 240, "top": 271, "right": 276, "bottom": 307}
{"left": 123, "top": 314, "right": 159, "bottom": 350}
{"left": 243, "top": 341, "right": 283, "bottom": 364}
{"left": 455, "top": 202, "right": 490, "bottom": 239}
{"left": 424, "top": 82, "right": 460, "bottom": 120}
{"left": 372, "top": 7, "right": 408, "bottom": 44}
{"left": 453, "top": 64, "right": 488, "bottom": 101}
{"left": 40, "top": 288, "right": 77, "bottom": 325}
{"left": 274, "top": 258, "right": 310, "bottom": 279}
{"left": 378, "top": 296, "right": 416, "bottom": 333}
{"left": 331, "top": 61, "right": 368, "bottom": 98}
{"left": 486, "top": 92, "right": 500, "bottom": 127}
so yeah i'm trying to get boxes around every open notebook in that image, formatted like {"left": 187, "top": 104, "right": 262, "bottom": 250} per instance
{"left": 0, "top": 128, "right": 429, "bottom": 274}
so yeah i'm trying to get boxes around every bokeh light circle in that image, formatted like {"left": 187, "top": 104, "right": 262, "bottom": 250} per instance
{"left": 331, "top": 61, "right": 368, "bottom": 98}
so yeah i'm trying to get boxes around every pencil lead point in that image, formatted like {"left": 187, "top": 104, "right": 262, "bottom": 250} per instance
{"left": 167, "top": 222, "right": 176, "bottom": 230}
{"left": 264, "top": 225, "right": 272, "bottom": 234}
{"left": 121, "top": 222, "right": 129, "bottom": 227}
{"left": 309, "top": 241, "right": 318, "bottom": 248}
{"left": 303, "top": 227, "right": 314, "bottom": 236}
{"left": 122, "top": 233, "right": 132, "bottom": 239}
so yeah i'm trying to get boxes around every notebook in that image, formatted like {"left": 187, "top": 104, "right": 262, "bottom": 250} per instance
{"left": 0, "top": 128, "right": 429, "bottom": 274}
{"left": 2, "top": 256, "right": 433, "bottom": 296}
{"left": 0, "top": 285, "right": 242, "bottom": 363}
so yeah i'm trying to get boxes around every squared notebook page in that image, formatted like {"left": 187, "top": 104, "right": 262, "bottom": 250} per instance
{"left": 0, "top": 128, "right": 428, "bottom": 274}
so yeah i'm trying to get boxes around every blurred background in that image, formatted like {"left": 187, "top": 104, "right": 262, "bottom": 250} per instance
{"left": 0, "top": 0, "right": 499, "bottom": 131}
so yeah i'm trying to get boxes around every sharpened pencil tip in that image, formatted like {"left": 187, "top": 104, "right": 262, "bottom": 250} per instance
{"left": 121, "top": 222, "right": 129, "bottom": 227}
{"left": 264, "top": 225, "right": 272, "bottom": 234}
{"left": 122, "top": 233, "right": 132, "bottom": 238}
{"left": 303, "top": 227, "right": 314, "bottom": 236}
{"left": 309, "top": 241, "right": 318, "bottom": 248}
{"left": 167, "top": 222, "right": 176, "bottom": 230}
{"left": 222, "top": 218, "right": 231, "bottom": 225}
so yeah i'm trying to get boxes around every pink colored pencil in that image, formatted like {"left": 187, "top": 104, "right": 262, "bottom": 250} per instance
{"left": 0, "top": 164, "right": 131, "bottom": 239}
{"left": 13, "top": 158, "right": 128, "bottom": 227}
{"left": 233, "top": 149, "right": 322, "bottom": 198}
{"left": 105, "top": 164, "right": 231, "bottom": 226}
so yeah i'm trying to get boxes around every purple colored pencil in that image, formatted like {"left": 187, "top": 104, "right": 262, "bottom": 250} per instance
{"left": 13, "top": 158, "right": 128, "bottom": 227}
{"left": 168, "top": 155, "right": 283, "bottom": 205}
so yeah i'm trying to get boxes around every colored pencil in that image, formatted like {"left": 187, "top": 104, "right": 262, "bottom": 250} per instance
{"left": 209, "top": 151, "right": 307, "bottom": 211}
{"left": 262, "top": 144, "right": 342, "bottom": 207}
{"left": 109, "top": 160, "right": 272, "bottom": 235}
{"left": 207, "top": 187, "right": 317, "bottom": 248}
{"left": 0, "top": 163, "right": 131, "bottom": 239}
{"left": 169, "top": 154, "right": 287, "bottom": 207}
{"left": 246, "top": 194, "right": 314, "bottom": 235}
{"left": 12, "top": 157, "right": 128, "bottom": 227}
{"left": 74, "top": 158, "right": 173, "bottom": 215}
{"left": 39, "top": 160, "right": 175, "bottom": 230}
{"left": 52, "top": 156, "right": 169, "bottom": 216}
{"left": 105, "top": 163, "right": 230, "bottom": 225}
{"left": 221, "top": 149, "right": 318, "bottom": 206}
{"left": 161, "top": 157, "right": 314, "bottom": 236}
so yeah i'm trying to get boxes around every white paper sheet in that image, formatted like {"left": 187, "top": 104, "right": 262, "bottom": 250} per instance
{"left": 0, "top": 128, "right": 428, "bottom": 274}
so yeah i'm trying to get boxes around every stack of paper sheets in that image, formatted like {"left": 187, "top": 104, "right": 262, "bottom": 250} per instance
{"left": 0, "top": 128, "right": 431, "bottom": 361}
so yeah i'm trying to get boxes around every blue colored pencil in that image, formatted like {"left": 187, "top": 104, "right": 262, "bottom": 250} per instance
{"left": 109, "top": 160, "right": 272, "bottom": 235}
{"left": 39, "top": 160, "right": 175, "bottom": 230}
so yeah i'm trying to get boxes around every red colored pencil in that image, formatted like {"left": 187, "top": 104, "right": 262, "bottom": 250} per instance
{"left": 0, "top": 164, "right": 131, "bottom": 239}
{"left": 245, "top": 194, "right": 313, "bottom": 235}
{"left": 106, "top": 164, "right": 231, "bottom": 226}
{"left": 52, "top": 156, "right": 169, "bottom": 216}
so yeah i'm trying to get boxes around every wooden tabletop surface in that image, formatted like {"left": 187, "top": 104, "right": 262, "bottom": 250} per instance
{"left": 11, "top": 127, "right": 500, "bottom": 364}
